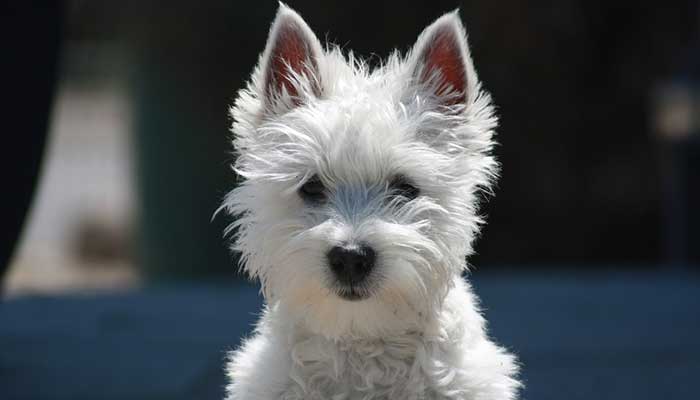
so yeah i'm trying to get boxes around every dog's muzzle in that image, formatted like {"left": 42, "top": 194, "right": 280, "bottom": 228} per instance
{"left": 326, "top": 244, "right": 376, "bottom": 300}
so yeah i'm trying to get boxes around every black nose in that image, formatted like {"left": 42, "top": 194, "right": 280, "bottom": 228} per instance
{"left": 327, "top": 244, "right": 376, "bottom": 285}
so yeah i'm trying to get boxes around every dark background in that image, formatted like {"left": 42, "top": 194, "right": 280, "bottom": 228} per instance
{"left": 4, "top": 1, "right": 700, "bottom": 275}
{"left": 66, "top": 1, "right": 700, "bottom": 270}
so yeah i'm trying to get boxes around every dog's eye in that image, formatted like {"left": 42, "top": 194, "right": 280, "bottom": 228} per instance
{"left": 299, "top": 175, "right": 326, "bottom": 203}
{"left": 389, "top": 175, "right": 420, "bottom": 202}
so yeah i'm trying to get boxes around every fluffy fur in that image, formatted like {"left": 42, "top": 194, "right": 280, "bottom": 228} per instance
{"left": 222, "top": 4, "right": 520, "bottom": 399}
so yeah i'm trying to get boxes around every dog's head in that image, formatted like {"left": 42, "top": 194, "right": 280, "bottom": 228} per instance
{"left": 224, "top": 4, "right": 498, "bottom": 338}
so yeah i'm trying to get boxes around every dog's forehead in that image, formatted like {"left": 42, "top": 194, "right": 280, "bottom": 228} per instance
{"left": 313, "top": 96, "right": 409, "bottom": 180}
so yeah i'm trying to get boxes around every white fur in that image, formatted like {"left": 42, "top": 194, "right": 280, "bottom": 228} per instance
{"left": 222, "top": 4, "right": 520, "bottom": 399}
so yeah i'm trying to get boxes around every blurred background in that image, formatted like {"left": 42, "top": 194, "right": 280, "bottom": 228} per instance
{"left": 1, "top": 1, "right": 699, "bottom": 399}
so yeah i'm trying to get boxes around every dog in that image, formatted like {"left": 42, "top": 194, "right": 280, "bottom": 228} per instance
{"left": 222, "top": 4, "right": 520, "bottom": 399}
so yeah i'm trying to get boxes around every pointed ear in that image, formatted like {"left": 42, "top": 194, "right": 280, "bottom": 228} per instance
{"left": 408, "top": 11, "right": 477, "bottom": 108}
{"left": 260, "top": 4, "right": 323, "bottom": 111}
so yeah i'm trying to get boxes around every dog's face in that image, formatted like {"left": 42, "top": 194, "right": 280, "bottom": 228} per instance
{"left": 224, "top": 5, "right": 498, "bottom": 338}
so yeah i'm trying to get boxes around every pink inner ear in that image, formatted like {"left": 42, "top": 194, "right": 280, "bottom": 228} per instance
{"left": 266, "top": 21, "right": 318, "bottom": 101}
{"left": 419, "top": 25, "right": 467, "bottom": 105}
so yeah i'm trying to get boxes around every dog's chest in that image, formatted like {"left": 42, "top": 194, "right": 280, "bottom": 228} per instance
{"left": 280, "top": 336, "right": 446, "bottom": 400}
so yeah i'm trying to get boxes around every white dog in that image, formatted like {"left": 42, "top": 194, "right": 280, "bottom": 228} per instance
{"left": 222, "top": 4, "right": 520, "bottom": 399}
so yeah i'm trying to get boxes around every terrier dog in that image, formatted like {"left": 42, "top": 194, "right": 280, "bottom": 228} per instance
{"left": 222, "top": 4, "right": 520, "bottom": 399}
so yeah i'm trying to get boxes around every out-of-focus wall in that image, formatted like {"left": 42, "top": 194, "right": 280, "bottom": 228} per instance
{"left": 4, "top": 43, "right": 138, "bottom": 296}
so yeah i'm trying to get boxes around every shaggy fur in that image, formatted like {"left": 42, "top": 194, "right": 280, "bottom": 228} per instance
{"left": 222, "top": 4, "right": 520, "bottom": 399}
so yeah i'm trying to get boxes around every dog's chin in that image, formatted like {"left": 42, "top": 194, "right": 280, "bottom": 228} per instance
{"left": 334, "top": 286, "right": 371, "bottom": 301}
{"left": 326, "top": 273, "right": 380, "bottom": 302}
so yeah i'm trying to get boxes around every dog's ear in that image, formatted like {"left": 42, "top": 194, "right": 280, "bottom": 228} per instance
{"left": 408, "top": 11, "right": 478, "bottom": 108}
{"left": 259, "top": 4, "right": 323, "bottom": 113}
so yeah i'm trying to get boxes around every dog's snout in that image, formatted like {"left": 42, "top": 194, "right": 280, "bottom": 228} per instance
{"left": 327, "top": 244, "right": 376, "bottom": 284}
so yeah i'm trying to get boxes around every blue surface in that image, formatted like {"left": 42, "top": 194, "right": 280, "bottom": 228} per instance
{"left": 1, "top": 271, "right": 699, "bottom": 399}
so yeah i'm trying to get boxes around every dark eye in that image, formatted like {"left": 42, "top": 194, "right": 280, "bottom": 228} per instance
{"left": 299, "top": 175, "right": 326, "bottom": 203}
{"left": 389, "top": 175, "right": 420, "bottom": 201}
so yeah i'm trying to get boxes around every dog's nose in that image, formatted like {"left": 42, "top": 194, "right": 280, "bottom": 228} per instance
{"left": 327, "top": 244, "right": 376, "bottom": 284}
